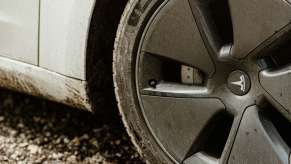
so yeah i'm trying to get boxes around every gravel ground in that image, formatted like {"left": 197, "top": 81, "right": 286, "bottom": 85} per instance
{"left": 0, "top": 89, "right": 144, "bottom": 163}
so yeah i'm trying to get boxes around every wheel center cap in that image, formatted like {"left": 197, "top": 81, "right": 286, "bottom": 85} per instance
{"left": 227, "top": 70, "right": 251, "bottom": 96}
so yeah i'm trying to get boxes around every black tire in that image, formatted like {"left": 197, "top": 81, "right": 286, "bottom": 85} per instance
{"left": 113, "top": 0, "right": 173, "bottom": 163}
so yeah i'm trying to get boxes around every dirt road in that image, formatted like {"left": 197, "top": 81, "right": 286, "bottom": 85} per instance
{"left": 0, "top": 89, "right": 144, "bottom": 163}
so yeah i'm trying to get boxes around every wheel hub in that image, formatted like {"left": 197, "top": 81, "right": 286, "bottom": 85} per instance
{"left": 227, "top": 70, "right": 251, "bottom": 96}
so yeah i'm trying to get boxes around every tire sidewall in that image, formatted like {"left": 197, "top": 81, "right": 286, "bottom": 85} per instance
{"left": 113, "top": 0, "right": 173, "bottom": 163}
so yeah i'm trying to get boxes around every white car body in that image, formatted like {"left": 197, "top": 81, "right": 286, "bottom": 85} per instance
{"left": 0, "top": 0, "right": 97, "bottom": 111}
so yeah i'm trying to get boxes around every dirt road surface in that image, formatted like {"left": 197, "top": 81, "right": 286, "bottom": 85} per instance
{"left": 0, "top": 89, "right": 144, "bottom": 164}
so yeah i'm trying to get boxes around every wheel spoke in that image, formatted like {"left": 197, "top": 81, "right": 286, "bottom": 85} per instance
{"left": 228, "top": 106, "right": 290, "bottom": 164}
{"left": 184, "top": 152, "right": 218, "bottom": 164}
{"left": 142, "top": 0, "right": 215, "bottom": 76}
{"left": 140, "top": 95, "right": 225, "bottom": 162}
{"left": 229, "top": 0, "right": 291, "bottom": 59}
{"left": 141, "top": 82, "right": 209, "bottom": 98}
{"left": 260, "top": 66, "right": 291, "bottom": 113}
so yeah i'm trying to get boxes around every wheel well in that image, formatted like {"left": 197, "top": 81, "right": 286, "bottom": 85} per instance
{"left": 86, "top": 0, "right": 128, "bottom": 114}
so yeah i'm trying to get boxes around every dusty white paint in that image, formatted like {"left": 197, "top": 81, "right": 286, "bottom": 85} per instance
{"left": 39, "top": 0, "right": 95, "bottom": 80}
{"left": 0, "top": 56, "right": 92, "bottom": 111}
{"left": 0, "top": 0, "right": 39, "bottom": 65}
{"left": 0, "top": 1, "right": 98, "bottom": 111}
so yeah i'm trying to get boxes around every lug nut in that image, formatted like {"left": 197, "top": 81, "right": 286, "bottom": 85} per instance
{"left": 148, "top": 79, "right": 158, "bottom": 88}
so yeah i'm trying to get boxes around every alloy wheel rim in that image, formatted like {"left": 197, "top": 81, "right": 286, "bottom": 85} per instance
{"left": 134, "top": 0, "right": 291, "bottom": 163}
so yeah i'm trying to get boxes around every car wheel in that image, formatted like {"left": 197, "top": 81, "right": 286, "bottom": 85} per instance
{"left": 113, "top": 0, "right": 291, "bottom": 163}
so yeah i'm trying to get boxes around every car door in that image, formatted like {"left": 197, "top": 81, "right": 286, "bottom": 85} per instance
{"left": 0, "top": 0, "right": 39, "bottom": 65}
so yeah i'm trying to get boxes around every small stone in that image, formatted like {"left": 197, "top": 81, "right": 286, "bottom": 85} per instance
{"left": 17, "top": 123, "right": 24, "bottom": 128}
{"left": 19, "top": 143, "right": 28, "bottom": 148}
{"left": 81, "top": 134, "right": 89, "bottom": 140}
{"left": 33, "top": 117, "right": 41, "bottom": 123}
{"left": 10, "top": 153, "right": 17, "bottom": 160}
{"left": 91, "top": 140, "right": 99, "bottom": 147}
{"left": 55, "top": 138, "right": 61, "bottom": 144}
{"left": 52, "top": 152, "right": 63, "bottom": 159}
{"left": 63, "top": 137, "right": 70, "bottom": 144}
{"left": 71, "top": 137, "right": 80, "bottom": 146}
{"left": 27, "top": 145, "right": 39, "bottom": 154}
{"left": 67, "top": 155, "right": 77, "bottom": 162}
{"left": 35, "top": 157, "right": 45, "bottom": 164}
{"left": 116, "top": 153, "right": 122, "bottom": 157}
{"left": 10, "top": 130, "right": 17, "bottom": 137}
{"left": 19, "top": 133, "right": 26, "bottom": 139}
{"left": 0, "top": 116, "right": 4, "bottom": 122}
{"left": 45, "top": 132, "right": 51, "bottom": 137}
{"left": 115, "top": 140, "right": 121, "bottom": 145}
{"left": 1, "top": 156, "right": 9, "bottom": 161}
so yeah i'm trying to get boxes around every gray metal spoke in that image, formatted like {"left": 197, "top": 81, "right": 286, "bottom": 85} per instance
{"left": 229, "top": 0, "right": 291, "bottom": 59}
{"left": 140, "top": 95, "right": 225, "bottom": 162}
{"left": 260, "top": 66, "right": 291, "bottom": 114}
{"left": 184, "top": 152, "right": 218, "bottom": 164}
{"left": 141, "top": 82, "right": 210, "bottom": 98}
{"left": 142, "top": 0, "right": 215, "bottom": 76}
{"left": 228, "top": 106, "right": 290, "bottom": 164}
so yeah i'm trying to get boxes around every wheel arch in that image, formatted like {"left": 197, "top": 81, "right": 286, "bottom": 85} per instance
{"left": 85, "top": 0, "right": 128, "bottom": 113}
